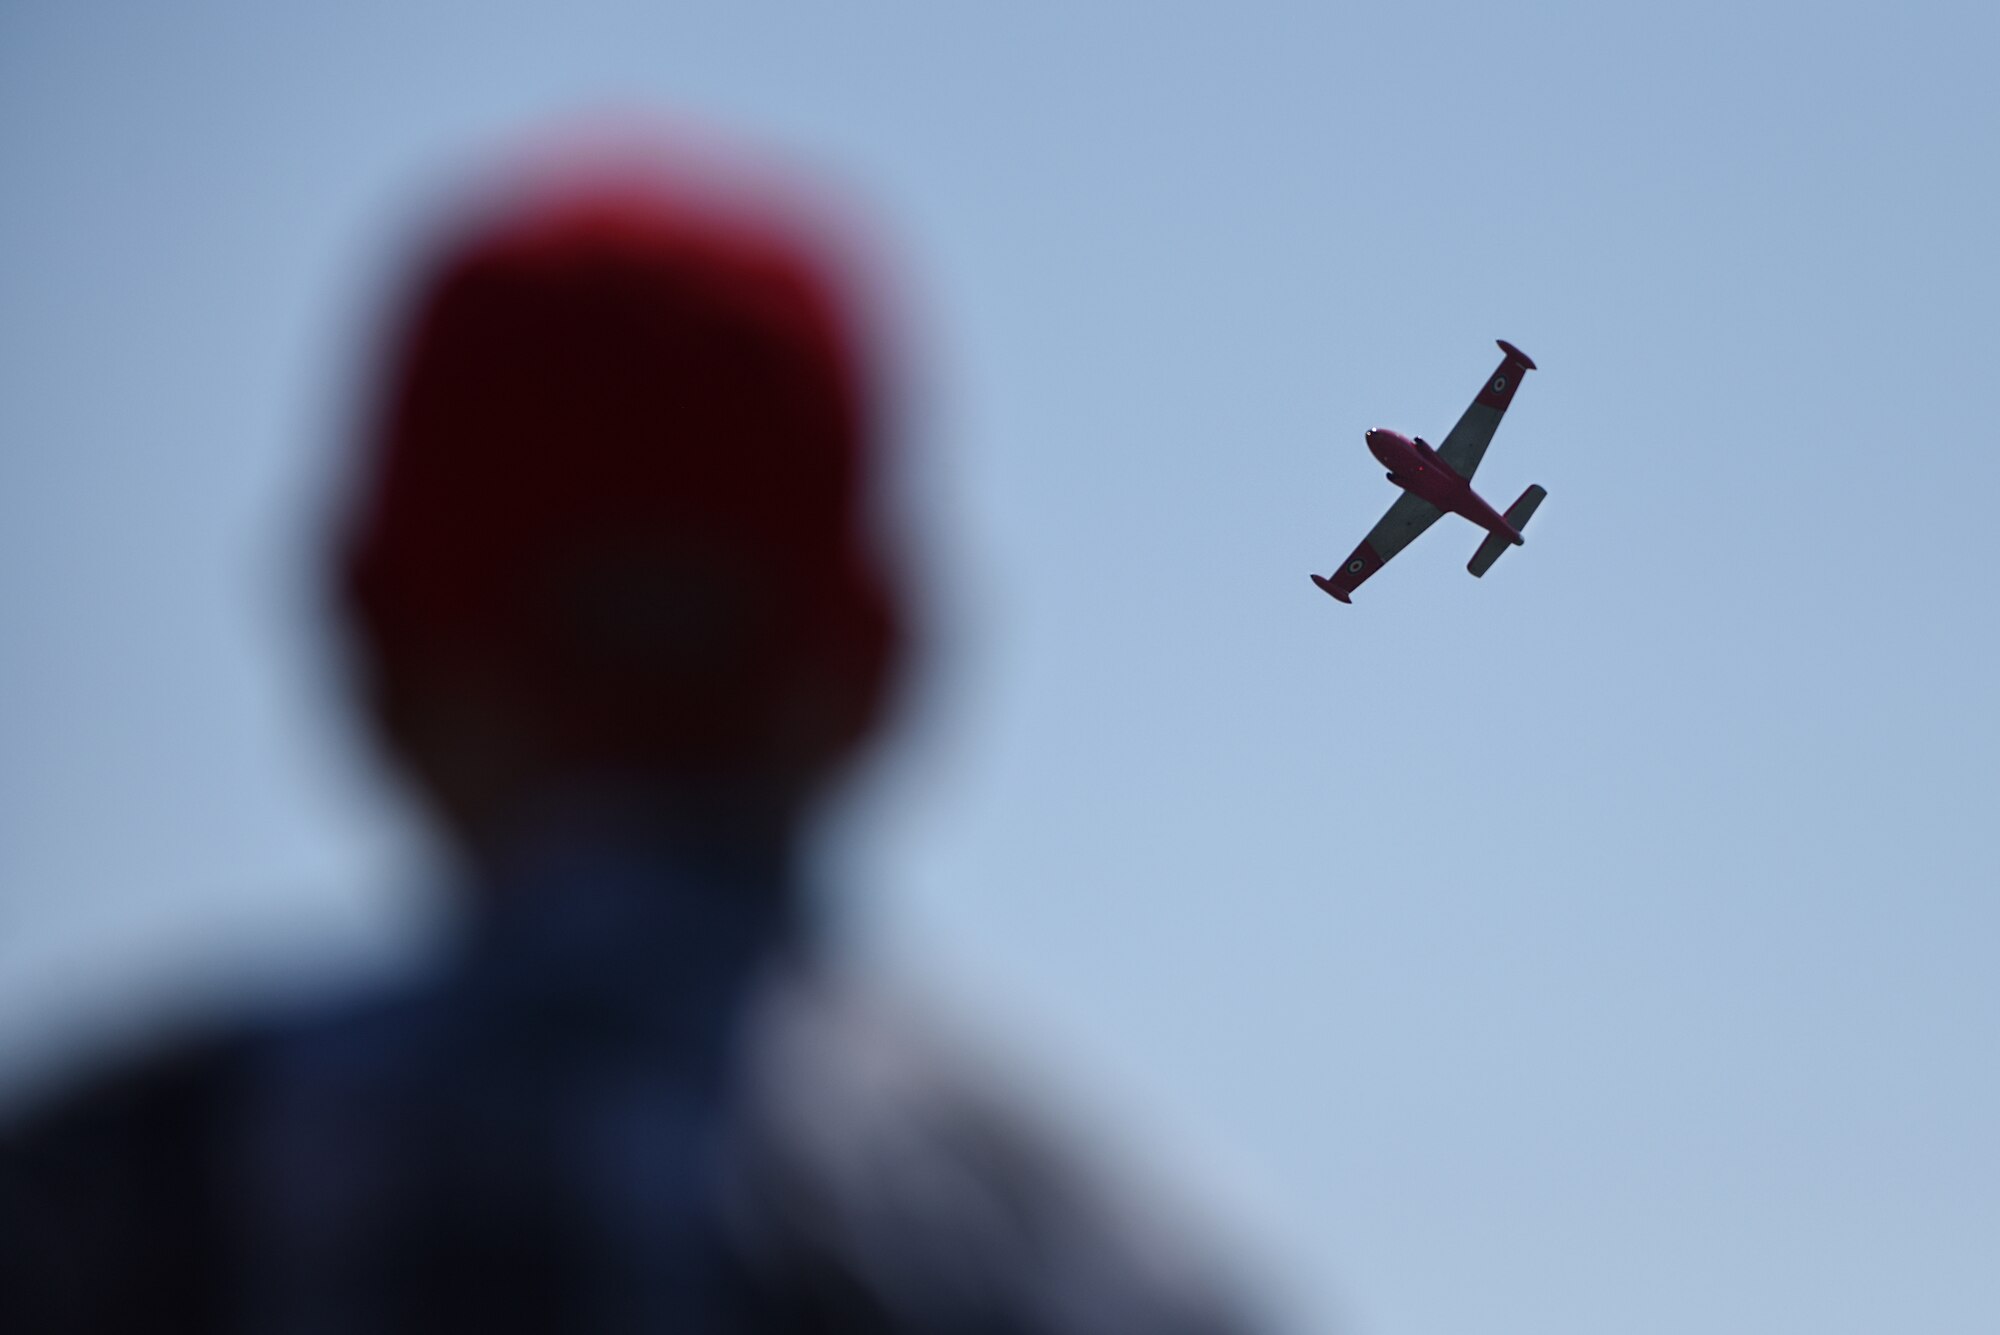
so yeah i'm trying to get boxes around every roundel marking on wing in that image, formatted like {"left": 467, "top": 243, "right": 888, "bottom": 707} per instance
{"left": 1493, "top": 375, "right": 1508, "bottom": 392}
{"left": 1348, "top": 559, "right": 1365, "bottom": 573}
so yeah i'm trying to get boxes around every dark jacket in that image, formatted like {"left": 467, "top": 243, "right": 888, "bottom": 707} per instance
{"left": 0, "top": 836, "right": 1255, "bottom": 1335}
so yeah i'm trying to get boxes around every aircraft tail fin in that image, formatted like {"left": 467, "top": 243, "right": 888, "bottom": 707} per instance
{"left": 1468, "top": 484, "right": 1547, "bottom": 577}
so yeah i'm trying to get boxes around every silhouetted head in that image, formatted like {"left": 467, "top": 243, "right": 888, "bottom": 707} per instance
{"left": 334, "top": 155, "right": 902, "bottom": 871}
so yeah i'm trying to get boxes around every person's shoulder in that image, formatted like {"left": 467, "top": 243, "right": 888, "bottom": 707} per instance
{"left": 725, "top": 964, "right": 1264, "bottom": 1335}
{"left": 1, "top": 1020, "right": 256, "bottom": 1165}
{"left": 0, "top": 1027, "right": 258, "bottom": 1331}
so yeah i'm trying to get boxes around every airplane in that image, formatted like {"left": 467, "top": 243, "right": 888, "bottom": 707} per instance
{"left": 1312, "top": 340, "right": 1547, "bottom": 603}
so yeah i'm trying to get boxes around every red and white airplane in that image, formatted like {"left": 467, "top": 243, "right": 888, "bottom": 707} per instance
{"left": 1313, "top": 340, "right": 1547, "bottom": 603}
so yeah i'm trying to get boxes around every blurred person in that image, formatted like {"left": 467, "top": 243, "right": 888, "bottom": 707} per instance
{"left": 0, "top": 141, "right": 1260, "bottom": 1334}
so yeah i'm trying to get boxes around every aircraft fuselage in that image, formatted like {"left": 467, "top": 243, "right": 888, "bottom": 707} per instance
{"left": 1365, "top": 428, "right": 1523, "bottom": 546}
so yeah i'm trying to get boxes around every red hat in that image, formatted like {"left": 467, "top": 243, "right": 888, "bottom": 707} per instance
{"left": 337, "top": 159, "right": 901, "bottom": 776}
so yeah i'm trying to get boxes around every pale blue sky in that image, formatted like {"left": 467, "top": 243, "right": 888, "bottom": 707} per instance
{"left": 3, "top": 3, "right": 1996, "bottom": 1332}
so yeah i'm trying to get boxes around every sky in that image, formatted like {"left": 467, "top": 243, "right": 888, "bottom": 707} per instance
{"left": 3, "top": 2, "right": 1997, "bottom": 1331}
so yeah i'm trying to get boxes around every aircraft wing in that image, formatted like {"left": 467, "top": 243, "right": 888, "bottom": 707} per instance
{"left": 1435, "top": 339, "right": 1537, "bottom": 482}
{"left": 1312, "top": 489, "right": 1444, "bottom": 602}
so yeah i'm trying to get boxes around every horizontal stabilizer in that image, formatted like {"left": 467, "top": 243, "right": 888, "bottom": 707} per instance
{"left": 1311, "top": 573, "right": 1352, "bottom": 604}
{"left": 1468, "top": 484, "right": 1547, "bottom": 578}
